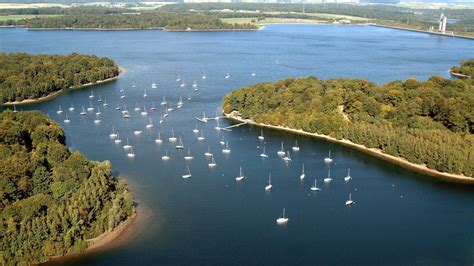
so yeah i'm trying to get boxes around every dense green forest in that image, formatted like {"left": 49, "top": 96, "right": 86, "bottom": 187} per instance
{"left": 0, "top": 53, "right": 119, "bottom": 103}
{"left": 0, "top": 110, "right": 134, "bottom": 265}
{"left": 451, "top": 58, "right": 474, "bottom": 78}
{"left": 6, "top": 11, "right": 257, "bottom": 30}
{"left": 223, "top": 75, "right": 474, "bottom": 177}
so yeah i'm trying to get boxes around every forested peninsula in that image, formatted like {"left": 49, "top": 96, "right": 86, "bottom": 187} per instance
{"left": 0, "top": 53, "right": 119, "bottom": 105}
{"left": 451, "top": 58, "right": 474, "bottom": 78}
{"left": 223, "top": 67, "right": 474, "bottom": 181}
{"left": 23, "top": 12, "right": 257, "bottom": 31}
{"left": 0, "top": 110, "right": 134, "bottom": 265}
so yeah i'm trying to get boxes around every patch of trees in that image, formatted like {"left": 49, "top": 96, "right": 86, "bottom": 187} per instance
{"left": 223, "top": 75, "right": 474, "bottom": 177}
{"left": 451, "top": 58, "right": 474, "bottom": 78}
{"left": 0, "top": 53, "right": 119, "bottom": 103}
{"left": 0, "top": 110, "right": 134, "bottom": 265}
{"left": 22, "top": 12, "right": 257, "bottom": 30}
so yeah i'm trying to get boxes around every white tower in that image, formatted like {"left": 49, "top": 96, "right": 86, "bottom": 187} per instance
{"left": 439, "top": 13, "right": 447, "bottom": 34}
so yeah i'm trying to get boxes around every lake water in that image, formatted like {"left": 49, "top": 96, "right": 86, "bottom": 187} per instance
{"left": 1, "top": 24, "right": 473, "bottom": 265}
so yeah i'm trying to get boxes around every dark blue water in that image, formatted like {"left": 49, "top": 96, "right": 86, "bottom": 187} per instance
{"left": 1, "top": 25, "right": 473, "bottom": 265}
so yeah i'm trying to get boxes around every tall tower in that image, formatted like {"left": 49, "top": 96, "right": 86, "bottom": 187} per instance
{"left": 439, "top": 13, "right": 447, "bottom": 34}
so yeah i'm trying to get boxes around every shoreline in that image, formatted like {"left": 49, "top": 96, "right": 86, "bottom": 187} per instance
{"left": 224, "top": 112, "right": 474, "bottom": 185}
{"left": 2, "top": 69, "right": 123, "bottom": 106}
{"left": 23, "top": 26, "right": 260, "bottom": 32}
{"left": 370, "top": 23, "right": 474, "bottom": 40}
{"left": 449, "top": 70, "right": 471, "bottom": 79}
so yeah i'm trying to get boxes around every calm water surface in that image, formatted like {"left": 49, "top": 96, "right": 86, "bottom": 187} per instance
{"left": 1, "top": 25, "right": 473, "bottom": 265}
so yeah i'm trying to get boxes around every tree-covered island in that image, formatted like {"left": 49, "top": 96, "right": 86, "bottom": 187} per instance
{"left": 0, "top": 110, "right": 135, "bottom": 265}
{"left": 0, "top": 53, "right": 120, "bottom": 105}
{"left": 223, "top": 66, "right": 474, "bottom": 181}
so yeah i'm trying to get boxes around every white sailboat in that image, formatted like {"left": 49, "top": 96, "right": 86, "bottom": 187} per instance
{"left": 94, "top": 114, "right": 101, "bottom": 124}
{"left": 344, "top": 168, "right": 352, "bottom": 182}
{"left": 167, "top": 103, "right": 173, "bottom": 112}
{"left": 222, "top": 141, "right": 231, "bottom": 154}
{"left": 258, "top": 129, "right": 264, "bottom": 141}
{"left": 64, "top": 114, "right": 70, "bottom": 123}
{"left": 187, "top": 94, "right": 192, "bottom": 101}
{"left": 176, "top": 75, "right": 181, "bottom": 82}
{"left": 57, "top": 105, "right": 63, "bottom": 114}
{"left": 150, "top": 102, "right": 156, "bottom": 111}
{"left": 69, "top": 103, "right": 75, "bottom": 111}
{"left": 277, "top": 142, "right": 285, "bottom": 156}
{"left": 132, "top": 82, "right": 136, "bottom": 88}
{"left": 89, "top": 90, "right": 95, "bottom": 99}
{"left": 134, "top": 103, "right": 141, "bottom": 112}
{"left": 87, "top": 101, "right": 94, "bottom": 112}
{"left": 197, "top": 131, "right": 205, "bottom": 141}
{"left": 202, "top": 73, "right": 206, "bottom": 79}
{"left": 143, "top": 89, "right": 147, "bottom": 98}
{"left": 159, "top": 115, "right": 164, "bottom": 124}
{"left": 324, "top": 150, "right": 333, "bottom": 163}
{"left": 127, "top": 147, "right": 135, "bottom": 158}
{"left": 160, "top": 97, "right": 167, "bottom": 106}
{"left": 219, "top": 136, "right": 225, "bottom": 145}
{"left": 141, "top": 104, "right": 148, "bottom": 116}
{"left": 161, "top": 150, "right": 170, "bottom": 160}
{"left": 345, "top": 193, "right": 354, "bottom": 206}
{"left": 299, "top": 164, "right": 305, "bottom": 180}
{"left": 163, "top": 109, "right": 169, "bottom": 118}
{"left": 123, "top": 138, "right": 132, "bottom": 150}
{"left": 177, "top": 97, "right": 184, "bottom": 108}
{"left": 115, "top": 103, "right": 121, "bottom": 110}
{"left": 193, "top": 123, "right": 199, "bottom": 133}
{"left": 114, "top": 132, "right": 122, "bottom": 144}
{"left": 155, "top": 131, "right": 163, "bottom": 144}
{"left": 225, "top": 73, "right": 230, "bottom": 79}
{"left": 103, "top": 99, "right": 108, "bottom": 107}
{"left": 98, "top": 95, "right": 102, "bottom": 102}
{"left": 176, "top": 137, "right": 184, "bottom": 149}
{"left": 182, "top": 166, "right": 192, "bottom": 179}
{"left": 169, "top": 130, "right": 177, "bottom": 142}
{"left": 324, "top": 169, "right": 333, "bottom": 183}
{"left": 184, "top": 148, "right": 194, "bottom": 160}
{"left": 276, "top": 208, "right": 289, "bottom": 224}
{"left": 133, "top": 130, "right": 142, "bottom": 135}
{"left": 235, "top": 166, "right": 245, "bottom": 181}
{"left": 214, "top": 119, "right": 221, "bottom": 131}
{"left": 292, "top": 140, "right": 300, "bottom": 151}
{"left": 265, "top": 173, "right": 272, "bottom": 190}
{"left": 310, "top": 179, "right": 321, "bottom": 191}
{"left": 204, "top": 146, "right": 212, "bottom": 157}
{"left": 109, "top": 126, "right": 117, "bottom": 138}
{"left": 192, "top": 80, "right": 198, "bottom": 91}
{"left": 260, "top": 146, "right": 269, "bottom": 158}
{"left": 283, "top": 151, "right": 292, "bottom": 162}
{"left": 208, "top": 155, "right": 217, "bottom": 168}
{"left": 96, "top": 107, "right": 101, "bottom": 116}
{"left": 146, "top": 118, "right": 154, "bottom": 128}
{"left": 120, "top": 91, "right": 126, "bottom": 99}
{"left": 151, "top": 80, "right": 157, "bottom": 89}
{"left": 80, "top": 106, "right": 87, "bottom": 116}
{"left": 180, "top": 80, "right": 186, "bottom": 88}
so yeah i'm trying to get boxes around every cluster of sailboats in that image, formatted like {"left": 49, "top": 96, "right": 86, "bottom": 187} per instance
{"left": 50, "top": 72, "right": 358, "bottom": 226}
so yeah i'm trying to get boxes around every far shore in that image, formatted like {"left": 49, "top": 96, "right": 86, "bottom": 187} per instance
{"left": 224, "top": 112, "right": 474, "bottom": 185}
{"left": 2, "top": 68, "right": 123, "bottom": 106}
{"left": 23, "top": 26, "right": 260, "bottom": 32}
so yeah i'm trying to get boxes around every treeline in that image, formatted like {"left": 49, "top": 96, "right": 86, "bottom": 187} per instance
{"left": 0, "top": 53, "right": 119, "bottom": 103}
{"left": 161, "top": 3, "right": 474, "bottom": 34}
{"left": 0, "top": 110, "right": 134, "bottom": 265}
{"left": 21, "top": 11, "right": 257, "bottom": 30}
{"left": 451, "top": 58, "right": 474, "bottom": 78}
{"left": 223, "top": 76, "right": 474, "bottom": 177}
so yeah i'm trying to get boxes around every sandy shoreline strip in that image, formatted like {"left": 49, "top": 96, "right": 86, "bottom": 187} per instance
{"left": 2, "top": 68, "right": 123, "bottom": 106}
{"left": 86, "top": 213, "right": 137, "bottom": 252}
{"left": 224, "top": 112, "right": 474, "bottom": 185}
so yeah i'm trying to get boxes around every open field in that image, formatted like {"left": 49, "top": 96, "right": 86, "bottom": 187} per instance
{"left": 0, "top": 3, "right": 68, "bottom": 9}
{"left": 0, "top": 14, "right": 61, "bottom": 22}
